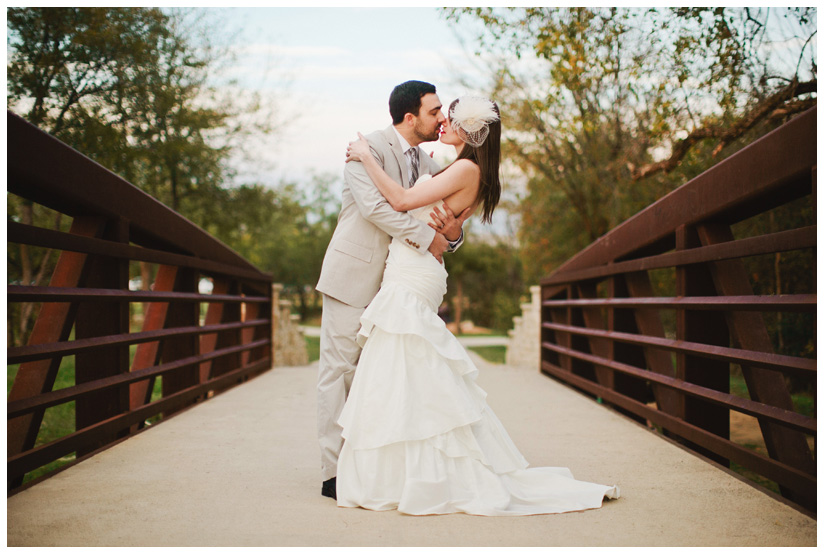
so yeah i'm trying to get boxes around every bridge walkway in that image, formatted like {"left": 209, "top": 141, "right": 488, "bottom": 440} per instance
{"left": 7, "top": 352, "right": 816, "bottom": 546}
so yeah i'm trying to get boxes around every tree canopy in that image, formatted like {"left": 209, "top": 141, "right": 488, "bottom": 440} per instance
{"left": 445, "top": 7, "right": 816, "bottom": 282}
{"left": 6, "top": 7, "right": 325, "bottom": 344}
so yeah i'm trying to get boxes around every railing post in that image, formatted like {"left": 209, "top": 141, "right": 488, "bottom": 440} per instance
{"left": 271, "top": 284, "right": 283, "bottom": 367}
{"left": 203, "top": 279, "right": 242, "bottom": 385}
{"left": 610, "top": 275, "right": 653, "bottom": 412}
{"left": 244, "top": 283, "right": 271, "bottom": 370}
{"left": 74, "top": 217, "right": 130, "bottom": 457}
{"left": 159, "top": 267, "right": 199, "bottom": 415}
{"left": 567, "top": 285, "right": 595, "bottom": 380}
{"left": 558, "top": 285, "right": 573, "bottom": 373}
{"left": 674, "top": 224, "right": 731, "bottom": 465}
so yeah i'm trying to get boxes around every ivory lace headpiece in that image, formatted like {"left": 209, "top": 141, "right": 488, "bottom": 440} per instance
{"left": 449, "top": 96, "right": 499, "bottom": 148}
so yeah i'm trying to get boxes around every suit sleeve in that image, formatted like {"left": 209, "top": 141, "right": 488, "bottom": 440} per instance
{"left": 344, "top": 146, "right": 436, "bottom": 254}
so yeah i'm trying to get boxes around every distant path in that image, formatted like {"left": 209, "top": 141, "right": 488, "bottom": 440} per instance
{"left": 456, "top": 335, "right": 509, "bottom": 347}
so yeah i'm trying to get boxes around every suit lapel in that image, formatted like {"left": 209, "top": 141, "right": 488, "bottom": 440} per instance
{"left": 417, "top": 145, "right": 441, "bottom": 176}
{"left": 382, "top": 126, "right": 409, "bottom": 187}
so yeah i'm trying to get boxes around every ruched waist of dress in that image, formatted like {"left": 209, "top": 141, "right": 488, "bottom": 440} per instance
{"left": 381, "top": 239, "right": 447, "bottom": 313}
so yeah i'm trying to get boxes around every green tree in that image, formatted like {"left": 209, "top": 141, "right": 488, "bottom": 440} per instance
{"left": 265, "top": 174, "right": 339, "bottom": 320}
{"left": 7, "top": 7, "right": 167, "bottom": 345}
{"left": 211, "top": 174, "right": 339, "bottom": 321}
{"left": 7, "top": 7, "right": 281, "bottom": 344}
{"left": 125, "top": 9, "right": 275, "bottom": 214}
{"left": 445, "top": 7, "right": 816, "bottom": 281}
{"left": 446, "top": 234, "right": 524, "bottom": 332}
{"left": 7, "top": 8, "right": 166, "bottom": 139}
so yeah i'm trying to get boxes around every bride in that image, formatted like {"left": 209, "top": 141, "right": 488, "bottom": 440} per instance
{"left": 339, "top": 96, "right": 619, "bottom": 516}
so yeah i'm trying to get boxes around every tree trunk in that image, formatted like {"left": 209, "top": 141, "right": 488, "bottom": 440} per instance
{"left": 170, "top": 164, "right": 179, "bottom": 211}
{"left": 453, "top": 280, "right": 464, "bottom": 332}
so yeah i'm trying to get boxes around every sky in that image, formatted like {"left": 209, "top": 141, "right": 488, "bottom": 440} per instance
{"left": 215, "top": 7, "right": 487, "bottom": 187}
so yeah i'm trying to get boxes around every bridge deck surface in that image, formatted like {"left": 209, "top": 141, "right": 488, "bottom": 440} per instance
{"left": 7, "top": 353, "right": 816, "bottom": 546}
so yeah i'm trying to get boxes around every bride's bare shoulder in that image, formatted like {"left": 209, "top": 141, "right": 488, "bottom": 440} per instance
{"left": 447, "top": 159, "right": 481, "bottom": 177}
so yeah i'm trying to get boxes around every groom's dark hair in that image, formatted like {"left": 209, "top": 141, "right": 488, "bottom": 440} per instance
{"left": 389, "top": 80, "right": 437, "bottom": 124}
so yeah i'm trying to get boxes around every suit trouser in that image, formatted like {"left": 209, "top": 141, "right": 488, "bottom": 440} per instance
{"left": 317, "top": 293, "right": 365, "bottom": 481}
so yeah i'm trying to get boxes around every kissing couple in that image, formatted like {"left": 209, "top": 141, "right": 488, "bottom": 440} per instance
{"left": 315, "top": 80, "right": 619, "bottom": 516}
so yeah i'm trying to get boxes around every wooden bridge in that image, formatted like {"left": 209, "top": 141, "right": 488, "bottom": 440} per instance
{"left": 6, "top": 108, "right": 817, "bottom": 545}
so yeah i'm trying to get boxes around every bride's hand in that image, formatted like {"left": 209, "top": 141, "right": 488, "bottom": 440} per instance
{"left": 345, "top": 132, "right": 371, "bottom": 163}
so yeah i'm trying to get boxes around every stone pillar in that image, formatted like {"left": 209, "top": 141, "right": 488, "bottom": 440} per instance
{"left": 270, "top": 284, "right": 309, "bottom": 367}
{"left": 506, "top": 285, "right": 541, "bottom": 369}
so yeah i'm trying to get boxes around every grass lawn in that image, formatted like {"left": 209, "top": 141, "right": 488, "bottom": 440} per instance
{"left": 305, "top": 335, "right": 320, "bottom": 362}
{"left": 8, "top": 357, "right": 78, "bottom": 483}
{"left": 730, "top": 372, "right": 814, "bottom": 418}
{"left": 467, "top": 345, "right": 507, "bottom": 364}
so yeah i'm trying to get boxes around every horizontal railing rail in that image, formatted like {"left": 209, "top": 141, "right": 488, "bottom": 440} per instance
{"left": 7, "top": 319, "right": 270, "bottom": 364}
{"left": 539, "top": 107, "right": 816, "bottom": 512}
{"left": 7, "top": 111, "right": 275, "bottom": 493}
{"left": 8, "top": 285, "right": 270, "bottom": 304}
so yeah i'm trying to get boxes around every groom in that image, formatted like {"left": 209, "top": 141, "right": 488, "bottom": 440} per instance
{"left": 315, "top": 80, "right": 468, "bottom": 500}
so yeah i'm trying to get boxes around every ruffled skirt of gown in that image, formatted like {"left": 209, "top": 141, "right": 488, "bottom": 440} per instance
{"left": 336, "top": 239, "right": 619, "bottom": 516}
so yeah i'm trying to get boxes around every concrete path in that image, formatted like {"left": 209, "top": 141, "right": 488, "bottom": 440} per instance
{"left": 7, "top": 355, "right": 816, "bottom": 547}
{"left": 457, "top": 335, "right": 510, "bottom": 347}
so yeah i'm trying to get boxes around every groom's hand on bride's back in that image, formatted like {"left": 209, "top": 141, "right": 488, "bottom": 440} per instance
{"left": 427, "top": 232, "right": 450, "bottom": 263}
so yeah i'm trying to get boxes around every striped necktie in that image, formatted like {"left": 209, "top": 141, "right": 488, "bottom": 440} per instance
{"left": 408, "top": 147, "right": 419, "bottom": 188}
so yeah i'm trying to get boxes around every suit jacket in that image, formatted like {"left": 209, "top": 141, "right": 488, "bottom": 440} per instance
{"left": 316, "top": 126, "right": 442, "bottom": 308}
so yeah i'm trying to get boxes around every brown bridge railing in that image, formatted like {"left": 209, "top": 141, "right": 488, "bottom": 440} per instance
{"left": 539, "top": 107, "right": 816, "bottom": 512}
{"left": 7, "top": 111, "right": 274, "bottom": 493}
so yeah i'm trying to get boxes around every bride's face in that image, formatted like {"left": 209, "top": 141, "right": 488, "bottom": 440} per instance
{"left": 440, "top": 116, "right": 464, "bottom": 148}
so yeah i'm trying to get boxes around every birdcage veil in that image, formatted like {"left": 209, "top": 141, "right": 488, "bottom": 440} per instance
{"left": 449, "top": 96, "right": 499, "bottom": 148}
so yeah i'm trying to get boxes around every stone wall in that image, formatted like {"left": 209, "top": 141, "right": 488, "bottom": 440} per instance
{"left": 270, "top": 284, "right": 309, "bottom": 367}
{"left": 505, "top": 285, "right": 541, "bottom": 369}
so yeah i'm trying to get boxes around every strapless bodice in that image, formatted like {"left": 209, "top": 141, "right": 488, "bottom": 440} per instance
{"left": 407, "top": 174, "right": 444, "bottom": 225}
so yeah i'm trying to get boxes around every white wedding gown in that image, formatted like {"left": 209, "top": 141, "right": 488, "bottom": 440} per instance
{"left": 336, "top": 179, "right": 619, "bottom": 516}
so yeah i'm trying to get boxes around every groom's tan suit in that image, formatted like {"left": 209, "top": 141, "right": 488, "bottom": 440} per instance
{"left": 315, "top": 126, "right": 444, "bottom": 481}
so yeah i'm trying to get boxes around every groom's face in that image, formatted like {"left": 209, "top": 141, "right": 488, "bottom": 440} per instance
{"left": 411, "top": 93, "right": 446, "bottom": 144}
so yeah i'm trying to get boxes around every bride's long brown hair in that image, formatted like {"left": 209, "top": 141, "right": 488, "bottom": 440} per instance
{"left": 439, "top": 98, "right": 502, "bottom": 224}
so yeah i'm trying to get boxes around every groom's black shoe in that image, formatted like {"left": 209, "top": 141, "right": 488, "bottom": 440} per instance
{"left": 322, "top": 477, "right": 337, "bottom": 500}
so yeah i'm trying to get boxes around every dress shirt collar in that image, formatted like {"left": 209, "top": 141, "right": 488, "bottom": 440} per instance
{"left": 392, "top": 126, "right": 414, "bottom": 154}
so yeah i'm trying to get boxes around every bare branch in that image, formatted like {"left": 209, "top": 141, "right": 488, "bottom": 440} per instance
{"left": 767, "top": 98, "right": 817, "bottom": 121}
{"left": 632, "top": 79, "right": 816, "bottom": 181}
{"left": 795, "top": 29, "right": 817, "bottom": 76}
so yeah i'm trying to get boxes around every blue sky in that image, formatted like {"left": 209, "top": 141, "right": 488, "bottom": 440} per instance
{"left": 215, "top": 7, "right": 486, "bottom": 185}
